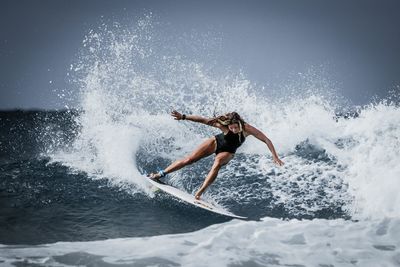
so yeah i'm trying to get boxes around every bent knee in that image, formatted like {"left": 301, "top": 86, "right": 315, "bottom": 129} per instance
{"left": 182, "top": 157, "right": 197, "bottom": 165}
{"left": 213, "top": 156, "right": 232, "bottom": 168}
{"left": 212, "top": 160, "right": 224, "bottom": 169}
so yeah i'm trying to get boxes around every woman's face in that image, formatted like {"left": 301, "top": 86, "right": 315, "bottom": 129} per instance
{"left": 228, "top": 123, "right": 240, "bottom": 134}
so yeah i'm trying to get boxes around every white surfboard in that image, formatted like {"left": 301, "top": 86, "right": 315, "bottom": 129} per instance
{"left": 147, "top": 177, "right": 247, "bottom": 220}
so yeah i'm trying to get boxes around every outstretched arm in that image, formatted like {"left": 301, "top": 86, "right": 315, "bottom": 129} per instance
{"left": 170, "top": 110, "right": 224, "bottom": 129}
{"left": 245, "top": 123, "right": 284, "bottom": 166}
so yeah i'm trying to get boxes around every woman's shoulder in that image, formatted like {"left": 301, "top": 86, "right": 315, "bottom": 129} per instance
{"left": 242, "top": 122, "right": 254, "bottom": 137}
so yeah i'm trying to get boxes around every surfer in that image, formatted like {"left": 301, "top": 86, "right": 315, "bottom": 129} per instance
{"left": 149, "top": 110, "right": 284, "bottom": 200}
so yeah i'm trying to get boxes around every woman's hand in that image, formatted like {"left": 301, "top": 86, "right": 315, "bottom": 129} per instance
{"left": 171, "top": 110, "right": 184, "bottom": 120}
{"left": 273, "top": 156, "right": 284, "bottom": 166}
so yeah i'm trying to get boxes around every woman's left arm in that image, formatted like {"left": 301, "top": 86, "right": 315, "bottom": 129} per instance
{"left": 245, "top": 123, "right": 284, "bottom": 166}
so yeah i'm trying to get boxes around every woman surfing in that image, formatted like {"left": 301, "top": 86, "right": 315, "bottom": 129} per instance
{"left": 149, "top": 110, "right": 284, "bottom": 200}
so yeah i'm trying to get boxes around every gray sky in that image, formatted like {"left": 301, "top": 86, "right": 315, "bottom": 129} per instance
{"left": 1, "top": 0, "right": 400, "bottom": 109}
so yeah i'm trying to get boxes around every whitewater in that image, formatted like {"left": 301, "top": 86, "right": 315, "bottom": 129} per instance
{"left": 1, "top": 15, "right": 399, "bottom": 267}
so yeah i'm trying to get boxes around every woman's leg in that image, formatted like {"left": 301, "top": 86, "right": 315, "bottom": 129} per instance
{"left": 150, "top": 137, "right": 217, "bottom": 179}
{"left": 195, "top": 152, "right": 233, "bottom": 200}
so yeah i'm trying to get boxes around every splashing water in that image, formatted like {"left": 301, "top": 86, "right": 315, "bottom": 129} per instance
{"left": 49, "top": 15, "right": 400, "bottom": 221}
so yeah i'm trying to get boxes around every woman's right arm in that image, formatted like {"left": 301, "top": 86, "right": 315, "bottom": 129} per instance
{"left": 170, "top": 110, "right": 224, "bottom": 129}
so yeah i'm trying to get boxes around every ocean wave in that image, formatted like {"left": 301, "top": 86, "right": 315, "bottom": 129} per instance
{"left": 1, "top": 216, "right": 399, "bottom": 267}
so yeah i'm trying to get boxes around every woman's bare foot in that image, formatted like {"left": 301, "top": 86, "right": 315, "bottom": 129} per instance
{"left": 195, "top": 189, "right": 203, "bottom": 200}
{"left": 148, "top": 172, "right": 161, "bottom": 180}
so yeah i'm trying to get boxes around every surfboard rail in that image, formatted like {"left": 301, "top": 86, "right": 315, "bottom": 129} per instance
{"left": 147, "top": 177, "right": 247, "bottom": 220}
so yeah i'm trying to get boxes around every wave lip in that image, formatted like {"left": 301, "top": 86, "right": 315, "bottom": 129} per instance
{"left": 1, "top": 217, "right": 399, "bottom": 267}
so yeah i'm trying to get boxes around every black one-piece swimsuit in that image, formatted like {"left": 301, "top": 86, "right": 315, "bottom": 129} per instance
{"left": 214, "top": 130, "right": 246, "bottom": 154}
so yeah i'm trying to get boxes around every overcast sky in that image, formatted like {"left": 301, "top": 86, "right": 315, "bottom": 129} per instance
{"left": 1, "top": 0, "right": 400, "bottom": 109}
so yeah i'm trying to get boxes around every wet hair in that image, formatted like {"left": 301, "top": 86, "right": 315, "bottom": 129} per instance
{"left": 207, "top": 111, "right": 246, "bottom": 132}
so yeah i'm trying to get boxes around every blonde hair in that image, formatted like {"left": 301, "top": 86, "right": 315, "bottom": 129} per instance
{"left": 207, "top": 112, "right": 246, "bottom": 141}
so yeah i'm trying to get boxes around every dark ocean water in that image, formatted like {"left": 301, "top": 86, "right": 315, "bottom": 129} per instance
{"left": 0, "top": 110, "right": 348, "bottom": 245}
